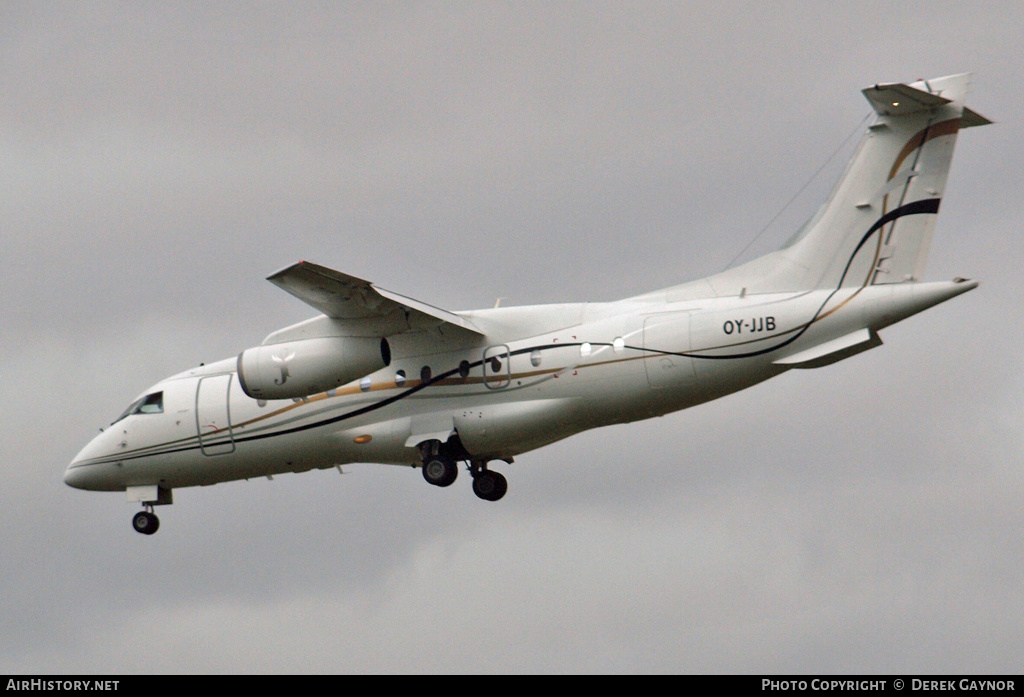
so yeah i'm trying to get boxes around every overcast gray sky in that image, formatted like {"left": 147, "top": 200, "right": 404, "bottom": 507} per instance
{"left": 3, "top": 1, "right": 1023, "bottom": 674}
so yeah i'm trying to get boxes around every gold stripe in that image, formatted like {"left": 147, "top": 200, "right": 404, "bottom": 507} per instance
{"left": 887, "top": 118, "right": 961, "bottom": 181}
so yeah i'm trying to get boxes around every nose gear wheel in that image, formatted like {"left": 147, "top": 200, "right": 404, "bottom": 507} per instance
{"left": 132, "top": 509, "right": 160, "bottom": 535}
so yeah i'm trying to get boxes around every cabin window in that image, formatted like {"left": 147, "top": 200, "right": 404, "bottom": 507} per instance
{"left": 395, "top": 370, "right": 407, "bottom": 387}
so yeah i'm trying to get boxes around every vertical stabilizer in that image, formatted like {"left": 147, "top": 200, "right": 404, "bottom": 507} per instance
{"left": 699, "top": 74, "right": 990, "bottom": 298}
{"left": 786, "top": 73, "right": 989, "bottom": 290}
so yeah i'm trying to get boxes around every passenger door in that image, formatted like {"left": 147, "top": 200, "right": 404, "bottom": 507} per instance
{"left": 195, "top": 375, "right": 235, "bottom": 455}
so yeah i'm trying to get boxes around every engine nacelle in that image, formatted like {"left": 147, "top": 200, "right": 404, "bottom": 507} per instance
{"left": 237, "top": 336, "right": 391, "bottom": 400}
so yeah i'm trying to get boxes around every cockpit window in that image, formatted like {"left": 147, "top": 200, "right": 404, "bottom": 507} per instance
{"left": 137, "top": 392, "right": 164, "bottom": 414}
{"left": 113, "top": 391, "right": 164, "bottom": 424}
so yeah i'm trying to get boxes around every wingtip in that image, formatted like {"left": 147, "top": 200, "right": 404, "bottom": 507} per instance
{"left": 266, "top": 260, "right": 305, "bottom": 282}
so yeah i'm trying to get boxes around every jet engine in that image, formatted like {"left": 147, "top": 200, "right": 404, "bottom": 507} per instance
{"left": 237, "top": 336, "right": 391, "bottom": 400}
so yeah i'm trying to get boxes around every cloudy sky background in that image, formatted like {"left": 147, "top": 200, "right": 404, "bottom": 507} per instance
{"left": 2, "top": 1, "right": 1023, "bottom": 673}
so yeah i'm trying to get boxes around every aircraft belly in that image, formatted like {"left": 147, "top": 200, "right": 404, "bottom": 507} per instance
{"left": 328, "top": 415, "right": 430, "bottom": 466}
{"left": 454, "top": 398, "right": 580, "bottom": 459}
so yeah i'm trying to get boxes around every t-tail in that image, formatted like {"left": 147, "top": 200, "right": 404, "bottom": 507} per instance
{"left": 707, "top": 73, "right": 990, "bottom": 296}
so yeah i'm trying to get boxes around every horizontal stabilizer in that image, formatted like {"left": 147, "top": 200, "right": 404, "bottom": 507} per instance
{"left": 863, "top": 79, "right": 992, "bottom": 128}
{"left": 268, "top": 261, "right": 483, "bottom": 336}
{"left": 862, "top": 82, "right": 951, "bottom": 116}
{"left": 960, "top": 107, "right": 993, "bottom": 129}
{"left": 773, "top": 328, "right": 882, "bottom": 369}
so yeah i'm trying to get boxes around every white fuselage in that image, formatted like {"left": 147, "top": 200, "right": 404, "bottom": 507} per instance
{"left": 64, "top": 279, "right": 974, "bottom": 493}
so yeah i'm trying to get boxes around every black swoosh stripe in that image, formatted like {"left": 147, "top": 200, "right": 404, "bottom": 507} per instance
{"left": 639, "top": 198, "right": 941, "bottom": 361}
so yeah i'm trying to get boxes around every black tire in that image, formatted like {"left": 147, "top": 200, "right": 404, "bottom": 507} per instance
{"left": 422, "top": 457, "right": 458, "bottom": 487}
{"left": 472, "top": 470, "right": 507, "bottom": 501}
{"left": 132, "top": 511, "right": 160, "bottom": 535}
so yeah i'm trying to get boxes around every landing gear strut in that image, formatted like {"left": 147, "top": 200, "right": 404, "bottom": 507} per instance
{"left": 132, "top": 506, "right": 160, "bottom": 535}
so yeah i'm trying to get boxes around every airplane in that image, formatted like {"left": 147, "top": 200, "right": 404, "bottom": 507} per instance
{"left": 65, "top": 73, "right": 990, "bottom": 534}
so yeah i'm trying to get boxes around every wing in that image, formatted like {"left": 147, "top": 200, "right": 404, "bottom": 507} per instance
{"left": 267, "top": 261, "right": 483, "bottom": 336}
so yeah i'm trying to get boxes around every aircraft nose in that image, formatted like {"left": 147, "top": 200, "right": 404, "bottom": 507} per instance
{"left": 65, "top": 433, "right": 120, "bottom": 491}
{"left": 64, "top": 458, "right": 122, "bottom": 491}
{"left": 63, "top": 462, "right": 93, "bottom": 490}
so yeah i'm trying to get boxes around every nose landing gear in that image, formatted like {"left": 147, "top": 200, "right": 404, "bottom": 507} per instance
{"left": 126, "top": 486, "right": 172, "bottom": 535}
{"left": 132, "top": 507, "right": 160, "bottom": 535}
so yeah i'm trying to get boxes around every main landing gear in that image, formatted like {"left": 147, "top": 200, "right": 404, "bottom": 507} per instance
{"left": 419, "top": 440, "right": 508, "bottom": 501}
{"left": 422, "top": 454, "right": 459, "bottom": 488}
{"left": 469, "top": 462, "right": 507, "bottom": 502}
